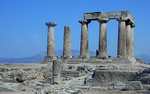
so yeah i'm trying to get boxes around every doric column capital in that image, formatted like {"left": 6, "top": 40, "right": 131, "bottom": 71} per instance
{"left": 64, "top": 25, "right": 70, "bottom": 31}
{"left": 46, "top": 22, "right": 57, "bottom": 27}
{"left": 131, "top": 23, "right": 135, "bottom": 28}
{"left": 98, "top": 18, "right": 109, "bottom": 23}
{"left": 117, "top": 16, "right": 128, "bottom": 22}
{"left": 125, "top": 20, "right": 135, "bottom": 28}
{"left": 118, "top": 17, "right": 135, "bottom": 28}
{"left": 79, "top": 20, "right": 90, "bottom": 25}
{"left": 117, "top": 19, "right": 126, "bottom": 22}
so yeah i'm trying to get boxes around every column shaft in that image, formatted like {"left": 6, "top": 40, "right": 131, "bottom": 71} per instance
{"left": 63, "top": 26, "right": 72, "bottom": 59}
{"left": 79, "top": 20, "right": 89, "bottom": 59}
{"left": 117, "top": 20, "right": 127, "bottom": 58}
{"left": 126, "top": 24, "right": 134, "bottom": 58}
{"left": 98, "top": 20, "right": 108, "bottom": 59}
{"left": 46, "top": 22, "right": 56, "bottom": 61}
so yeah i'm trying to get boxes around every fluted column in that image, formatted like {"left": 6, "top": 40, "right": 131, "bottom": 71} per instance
{"left": 63, "top": 26, "right": 72, "bottom": 59}
{"left": 79, "top": 20, "right": 89, "bottom": 59}
{"left": 97, "top": 19, "right": 108, "bottom": 59}
{"left": 117, "top": 19, "right": 127, "bottom": 58}
{"left": 131, "top": 26, "right": 135, "bottom": 58}
{"left": 46, "top": 22, "right": 56, "bottom": 61}
{"left": 126, "top": 22, "right": 135, "bottom": 59}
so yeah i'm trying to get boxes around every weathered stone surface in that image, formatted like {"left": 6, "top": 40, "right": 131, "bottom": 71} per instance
{"left": 93, "top": 70, "right": 138, "bottom": 86}
{"left": 84, "top": 11, "right": 134, "bottom": 23}
{"left": 126, "top": 22, "right": 135, "bottom": 61}
{"left": 137, "top": 68, "right": 150, "bottom": 84}
{"left": 0, "top": 64, "right": 49, "bottom": 82}
{"left": 126, "top": 81, "right": 143, "bottom": 90}
{"left": 97, "top": 19, "right": 108, "bottom": 59}
{"left": 61, "top": 70, "right": 80, "bottom": 78}
{"left": 117, "top": 20, "right": 127, "bottom": 58}
{"left": 46, "top": 22, "right": 56, "bottom": 62}
{"left": 126, "top": 24, "right": 132, "bottom": 58}
{"left": 63, "top": 26, "right": 72, "bottom": 59}
{"left": 0, "top": 62, "right": 150, "bottom": 94}
{"left": 80, "top": 89, "right": 150, "bottom": 94}
{"left": 51, "top": 60, "right": 62, "bottom": 84}
{"left": 79, "top": 20, "right": 89, "bottom": 59}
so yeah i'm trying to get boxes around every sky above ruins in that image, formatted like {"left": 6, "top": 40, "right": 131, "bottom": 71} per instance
{"left": 0, "top": 0, "right": 149, "bottom": 58}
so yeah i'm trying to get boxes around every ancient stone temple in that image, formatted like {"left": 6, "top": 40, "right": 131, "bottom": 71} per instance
{"left": 82, "top": 11, "right": 135, "bottom": 59}
{"left": 2, "top": 11, "right": 150, "bottom": 94}
{"left": 45, "top": 11, "right": 135, "bottom": 63}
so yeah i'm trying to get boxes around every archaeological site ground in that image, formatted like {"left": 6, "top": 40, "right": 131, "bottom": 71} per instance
{"left": 0, "top": 11, "right": 150, "bottom": 94}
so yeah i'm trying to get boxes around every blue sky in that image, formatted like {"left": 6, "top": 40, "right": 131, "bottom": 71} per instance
{"left": 0, "top": 0, "right": 149, "bottom": 58}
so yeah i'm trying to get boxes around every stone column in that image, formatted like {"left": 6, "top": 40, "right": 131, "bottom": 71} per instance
{"left": 117, "top": 19, "right": 127, "bottom": 58}
{"left": 131, "top": 26, "right": 135, "bottom": 58}
{"left": 126, "top": 22, "right": 135, "bottom": 59}
{"left": 97, "top": 19, "right": 108, "bottom": 59}
{"left": 46, "top": 22, "right": 56, "bottom": 61}
{"left": 51, "top": 59, "right": 61, "bottom": 84}
{"left": 79, "top": 20, "right": 89, "bottom": 59}
{"left": 63, "top": 26, "right": 72, "bottom": 59}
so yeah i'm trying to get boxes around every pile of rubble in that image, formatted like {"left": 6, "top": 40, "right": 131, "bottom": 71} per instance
{"left": 0, "top": 60, "right": 150, "bottom": 94}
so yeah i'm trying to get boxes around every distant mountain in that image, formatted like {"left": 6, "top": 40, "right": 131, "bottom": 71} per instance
{"left": 0, "top": 54, "right": 45, "bottom": 64}
{"left": 56, "top": 50, "right": 96, "bottom": 57}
